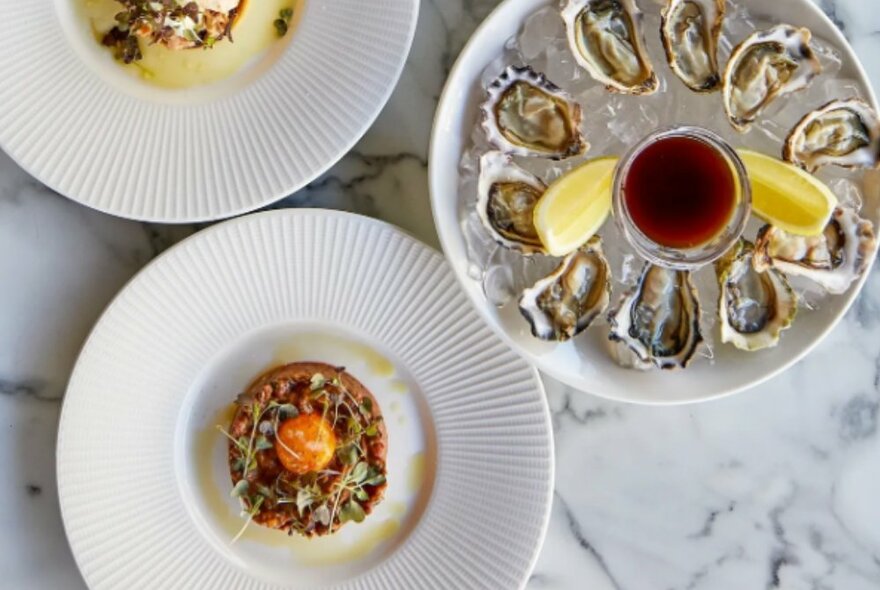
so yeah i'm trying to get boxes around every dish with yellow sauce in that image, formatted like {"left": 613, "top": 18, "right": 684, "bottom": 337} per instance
{"left": 80, "top": 0, "right": 302, "bottom": 88}
{"left": 220, "top": 362, "right": 388, "bottom": 539}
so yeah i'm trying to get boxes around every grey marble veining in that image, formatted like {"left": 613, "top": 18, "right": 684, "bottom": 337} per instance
{"left": 2, "top": 0, "right": 880, "bottom": 588}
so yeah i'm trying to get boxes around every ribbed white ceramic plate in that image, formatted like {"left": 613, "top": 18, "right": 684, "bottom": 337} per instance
{"left": 57, "top": 210, "right": 553, "bottom": 589}
{"left": 0, "top": 1, "right": 417, "bottom": 222}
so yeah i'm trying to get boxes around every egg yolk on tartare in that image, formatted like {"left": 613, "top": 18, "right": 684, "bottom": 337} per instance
{"left": 275, "top": 414, "right": 337, "bottom": 474}
{"left": 223, "top": 362, "right": 387, "bottom": 537}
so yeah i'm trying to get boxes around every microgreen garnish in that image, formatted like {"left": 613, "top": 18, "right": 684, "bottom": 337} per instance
{"left": 339, "top": 499, "right": 366, "bottom": 524}
{"left": 278, "top": 403, "right": 299, "bottom": 419}
{"left": 217, "top": 370, "right": 385, "bottom": 540}
{"left": 336, "top": 443, "right": 359, "bottom": 466}
{"left": 231, "top": 495, "right": 264, "bottom": 543}
{"left": 101, "top": 0, "right": 241, "bottom": 63}
{"left": 231, "top": 479, "right": 249, "bottom": 498}
{"left": 274, "top": 7, "right": 295, "bottom": 38}
{"left": 310, "top": 373, "right": 326, "bottom": 391}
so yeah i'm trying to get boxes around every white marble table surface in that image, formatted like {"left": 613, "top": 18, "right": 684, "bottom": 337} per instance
{"left": 3, "top": 1, "right": 880, "bottom": 588}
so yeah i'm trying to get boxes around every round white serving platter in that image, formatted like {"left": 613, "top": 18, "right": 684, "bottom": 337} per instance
{"left": 0, "top": 0, "right": 417, "bottom": 222}
{"left": 429, "top": 0, "right": 880, "bottom": 405}
{"left": 57, "top": 209, "right": 554, "bottom": 589}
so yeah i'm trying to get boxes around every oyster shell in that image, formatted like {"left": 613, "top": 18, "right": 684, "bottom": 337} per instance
{"left": 754, "top": 207, "right": 876, "bottom": 294}
{"left": 716, "top": 240, "right": 797, "bottom": 351}
{"left": 783, "top": 98, "right": 880, "bottom": 173}
{"left": 518, "top": 237, "right": 611, "bottom": 341}
{"left": 561, "top": 0, "right": 659, "bottom": 95}
{"left": 722, "top": 25, "right": 822, "bottom": 132}
{"left": 481, "top": 65, "right": 587, "bottom": 159}
{"left": 660, "top": 0, "right": 725, "bottom": 93}
{"left": 607, "top": 264, "right": 703, "bottom": 370}
{"left": 477, "top": 151, "right": 546, "bottom": 254}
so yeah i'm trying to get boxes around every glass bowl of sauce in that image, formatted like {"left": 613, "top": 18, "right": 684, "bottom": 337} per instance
{"left": 612, "top": 126, "right": 751, "bottom": 269}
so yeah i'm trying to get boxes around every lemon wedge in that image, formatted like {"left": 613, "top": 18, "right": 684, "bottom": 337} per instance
{"left": 534, "top": 156, "right": 618, "bottom": 256}
{"left": 738, "top": 149, "right": 837, "bottom": 236}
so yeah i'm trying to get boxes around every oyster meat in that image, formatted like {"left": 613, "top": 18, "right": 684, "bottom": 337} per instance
{"left": 481, "top": 65, "right": 587, "bottom": 159}
{"left": 519, "top": 237, "right": 612, "bottom": 341}
{"left": 754, "top": 207, "right": 877, "bottom": 294}
{"left": 722, "top": 25, "right": 822, "bottom": 132}
{"left": 561, "top": 0, "right": 658, "bottom": 95}
{"left": 660, "top": 0, "right": 725, "bottom": 93}
{"left": 477, "top": 151, "right": 546, "bottom": 254}
{"left": 784, "top": 98, "right": 880, "bottom": 173}
{"left": 716, "top": 240, "right": 797, "bottom": 351}
{"left": 607, "top": 264, "right": 703, "bottom": 370}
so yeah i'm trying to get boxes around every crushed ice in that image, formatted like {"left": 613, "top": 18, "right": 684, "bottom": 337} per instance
{"left": 458, "top": 0, "right": 867, "bottom": 359}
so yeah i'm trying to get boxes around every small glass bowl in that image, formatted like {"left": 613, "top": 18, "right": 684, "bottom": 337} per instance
{"left": 611, "top": 126, "right": 751, "bottom": 270}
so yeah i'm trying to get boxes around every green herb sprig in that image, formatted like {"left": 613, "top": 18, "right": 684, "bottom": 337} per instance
{"left": 217, "top": 371, "right": 385, "bottom": 540}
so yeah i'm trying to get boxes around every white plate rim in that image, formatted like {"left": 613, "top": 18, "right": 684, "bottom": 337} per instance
{"left": 56, "top": 208, "right": 555, "bottom": 589}
{"left": 428, "top": 0, "right": 880, "bottom": 406}
{"left": 0, "top": 1, "right": 419, "bottom": 223}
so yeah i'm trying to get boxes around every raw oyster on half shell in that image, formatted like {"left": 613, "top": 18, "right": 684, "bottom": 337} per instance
{"left": 477, "top": 151, "right": 546, "bottom": 254}
{"left": 561, "top": 0, "right": 659, "bottom": 95}
{"left": 607, "top": 264, "right": 703, "bottom": 370}
{"left": 660, "top": 0, "right": 726, "bottom": 92}
{"left": 722, "top": 25, "right": 822, "bottom": 132}
{"left": 784, "top": 98, "right": 880, "bottom": 173}
{"left": 518, "top": 236, "right": 612, "bottom": 341}
{"left": 754, "top": 207, "right": 876, "bottom": 294}
{"left": 716, "top": 240, "right": 797, "bottom": 351}
{"left": 481, "top": 65, "right": 587, "bottom": 159}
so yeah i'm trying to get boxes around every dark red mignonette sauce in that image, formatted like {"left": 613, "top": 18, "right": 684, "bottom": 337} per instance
{"left": 623, "top": 136, "right": 736, "bottom": 249}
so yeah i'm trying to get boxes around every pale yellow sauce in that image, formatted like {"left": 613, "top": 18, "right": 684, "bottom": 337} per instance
{"left": 79, "top": 0, "right": 302, "bottom": 88}
{"left": 270, "top": 341, "right": 305, "bottom": 368}
{"left": 406, "top": 452, "right": 425, "bottom": 494}
{"left": 386, "top": 501, "right": 407, "bottom": 519}
{"left": 193, "top": 334, "right": 427, "bottom": 567}
{"left": 195, "top": 405, "right": 407, "bottom": 565}
{"left": 347, "top": 342, "right": 396, "bottom": 378}
{"left": 270, "top": 335, "right": 397, "bottom": 380}
{"left": 390, "top": 379, "right": 409, "bottom": 395}
{"left": 389, "top": 390, "right": 407, "bottom": 425}
{"left": 195, "top": 404, "right": 245, "bottom": 536}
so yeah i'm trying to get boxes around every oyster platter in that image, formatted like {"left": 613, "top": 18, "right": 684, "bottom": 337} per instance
{"left": 455, "top": 0, "right": 880, "bottom": 382}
